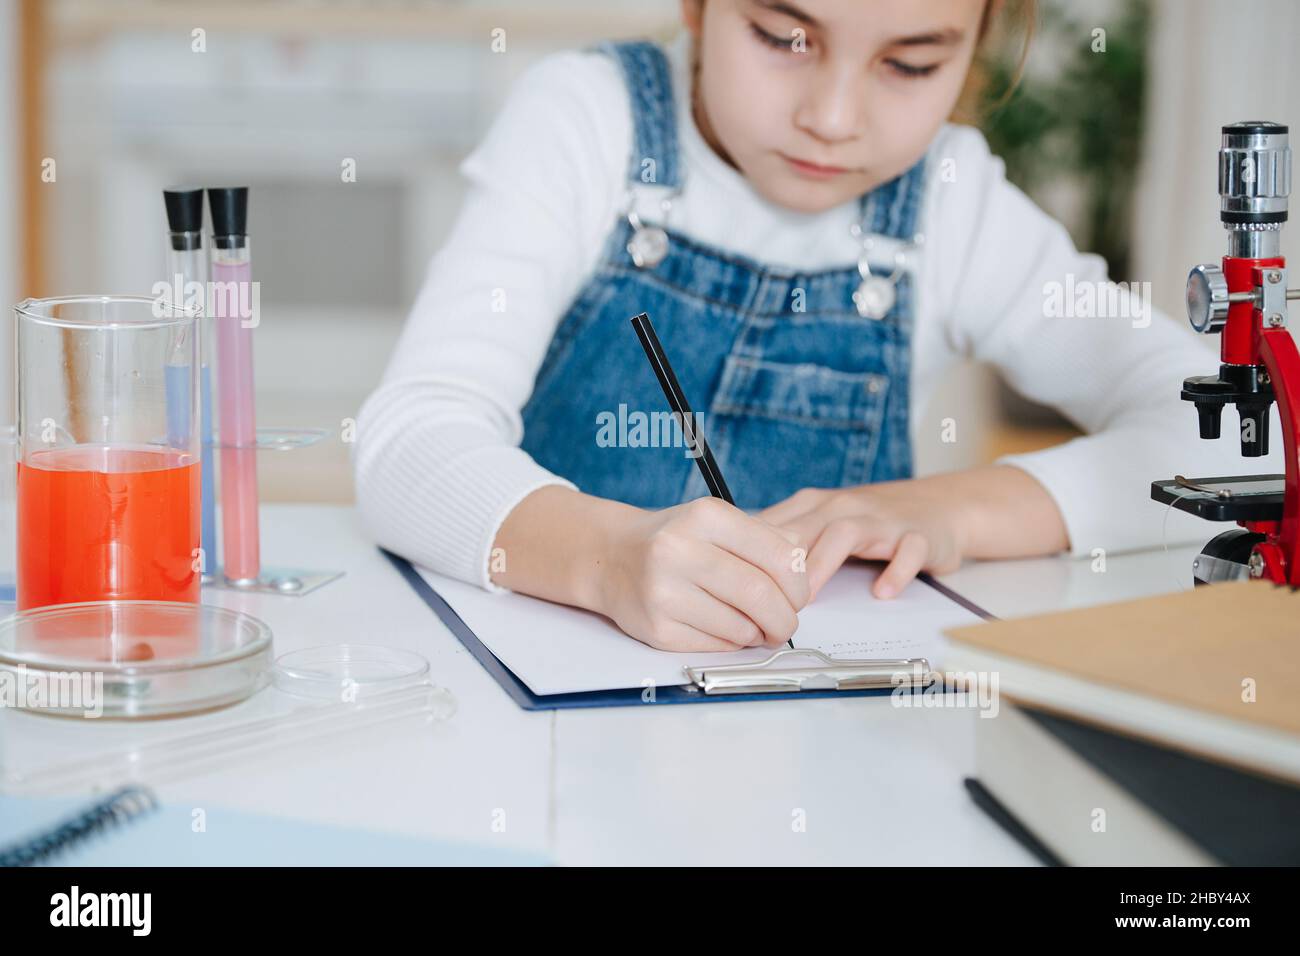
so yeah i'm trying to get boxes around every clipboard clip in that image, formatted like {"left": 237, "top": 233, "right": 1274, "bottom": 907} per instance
{"left": 683, "top": 648, "right": 932, "bottom": 695}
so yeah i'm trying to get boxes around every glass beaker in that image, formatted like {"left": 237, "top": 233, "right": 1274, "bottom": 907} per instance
{"left": 15, "top": 295, "right": 202, "bottom": 610}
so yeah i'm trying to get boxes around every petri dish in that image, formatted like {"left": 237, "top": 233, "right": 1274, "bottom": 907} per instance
{"left": 0, "top": 601, "right": 272, "bottom": 719}
{"left": 273, "top": 644, "right": 430, "bottom": 700}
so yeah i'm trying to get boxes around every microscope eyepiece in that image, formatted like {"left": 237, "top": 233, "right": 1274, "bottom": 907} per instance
{"left": 1219, "top": 122, "right": 1290, "bottom": 227}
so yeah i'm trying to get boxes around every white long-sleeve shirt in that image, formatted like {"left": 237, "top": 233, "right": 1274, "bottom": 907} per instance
{"left": 355, "top": 39, "right": 1279, "bottom": 590}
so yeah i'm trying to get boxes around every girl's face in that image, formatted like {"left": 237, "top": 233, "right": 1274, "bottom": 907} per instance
{"left": 683, "top": 0, "right": 985, "bottom": 214}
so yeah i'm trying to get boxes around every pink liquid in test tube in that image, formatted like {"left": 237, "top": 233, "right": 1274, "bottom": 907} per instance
{"left": 208, "top": 186, "right": 260, "bottom": 584}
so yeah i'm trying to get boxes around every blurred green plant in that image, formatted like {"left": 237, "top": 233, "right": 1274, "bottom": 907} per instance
{"left": 980, "top": 0, "right": 1150, "bottom": 280}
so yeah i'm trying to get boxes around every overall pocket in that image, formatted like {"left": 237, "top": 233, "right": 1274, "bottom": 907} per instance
{"left": 701, "top": 355, "right": 890, "bottom": 508}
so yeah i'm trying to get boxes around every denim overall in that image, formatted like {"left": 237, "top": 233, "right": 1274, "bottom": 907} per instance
{"left": 520, "top": 41, "right": 925, "bottom": 510}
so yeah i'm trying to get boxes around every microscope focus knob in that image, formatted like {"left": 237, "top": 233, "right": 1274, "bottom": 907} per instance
{"left": 1187, "top": 263, "right": 1231, "bottom": 333}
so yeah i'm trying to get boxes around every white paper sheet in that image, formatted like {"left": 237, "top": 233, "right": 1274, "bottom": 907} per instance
{"left": 417, "top": 562, "right": 985, "bottom": 696}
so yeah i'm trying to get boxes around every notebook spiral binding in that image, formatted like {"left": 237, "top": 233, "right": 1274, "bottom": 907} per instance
{"left": 0, "top": 785, "right": 159, "bottom": 867}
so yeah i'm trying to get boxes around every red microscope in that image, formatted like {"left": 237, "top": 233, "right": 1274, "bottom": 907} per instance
{"left": 1152, "top": 122, "right": 1300, "bottom": 586}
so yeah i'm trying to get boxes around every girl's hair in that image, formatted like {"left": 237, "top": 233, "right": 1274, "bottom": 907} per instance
{"left": 953, "top": 0, "right": 1038, "bottom": 123}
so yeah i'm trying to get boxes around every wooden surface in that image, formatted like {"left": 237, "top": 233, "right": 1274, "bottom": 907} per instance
{"left": 18, "top": 0, "right": 46, "bottom": 299}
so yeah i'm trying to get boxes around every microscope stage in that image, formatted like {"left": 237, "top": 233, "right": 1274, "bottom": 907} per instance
{"left": 1151, "top": 474, "right": 1285, "bottom": 522}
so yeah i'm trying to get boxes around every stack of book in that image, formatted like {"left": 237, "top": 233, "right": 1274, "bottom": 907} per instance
{"left": 945, "top": 580, "right": 1300, "bottom": 866}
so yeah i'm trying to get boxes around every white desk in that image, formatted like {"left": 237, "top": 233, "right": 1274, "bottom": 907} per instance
{"left": 2, "top": 505, "right": 1205, "bottom": 865}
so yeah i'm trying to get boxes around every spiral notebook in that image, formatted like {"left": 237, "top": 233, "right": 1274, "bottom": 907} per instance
{"left": 0, "top": 787, "right": 549, "bottom": 867}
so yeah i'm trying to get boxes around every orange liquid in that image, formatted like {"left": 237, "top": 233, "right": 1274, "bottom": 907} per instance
{"left": 17, "top": 445, "right": 200, "bottom": 610}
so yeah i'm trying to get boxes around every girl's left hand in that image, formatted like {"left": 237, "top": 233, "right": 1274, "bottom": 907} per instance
{"left": 758, "top": 481, "right": 967, "bottom": 602}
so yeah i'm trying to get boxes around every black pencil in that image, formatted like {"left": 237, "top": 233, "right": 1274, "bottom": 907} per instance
{"left": 630, "top": 312, "right": 735, "bottom": 504}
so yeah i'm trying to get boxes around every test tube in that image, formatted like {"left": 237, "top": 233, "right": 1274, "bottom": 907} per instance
{"left": 0, "top": 425, "right": 14, "bottom": 609}
{"left": 208, "top": 186, "right": 261, "bottom": 585}
{"left": 163, "top": 187, "right": 217, "bottom": 577}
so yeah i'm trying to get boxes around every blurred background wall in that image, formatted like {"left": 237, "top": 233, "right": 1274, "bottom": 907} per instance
{"left": 0, "top": 0, "right": 1296, "bottom": 502}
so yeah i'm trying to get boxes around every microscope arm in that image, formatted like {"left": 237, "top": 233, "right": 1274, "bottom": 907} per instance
{"left": 1253, "top": 326, "right": 1300, "bottom": 585}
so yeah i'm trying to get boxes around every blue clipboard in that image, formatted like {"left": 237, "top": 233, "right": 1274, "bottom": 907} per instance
{"left": 383, "top": 549, "right": 995, "bottom": 711}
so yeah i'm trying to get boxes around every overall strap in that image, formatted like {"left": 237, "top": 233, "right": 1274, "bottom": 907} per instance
{"left": 594, "top": 40, "right": 683, "bottom": 189}
{"left": 858, "top": 157, "right": 928, "bottom": 239}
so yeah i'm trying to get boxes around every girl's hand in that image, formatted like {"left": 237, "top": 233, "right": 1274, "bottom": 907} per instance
{"left": 595, "top": 497, "right": 811, "bottom": 652}
{"left": 758, "top": 482, "right": 967, "bottom": 602}
{"left": 493, "top": 471, "right": 1064, "bottom": 634}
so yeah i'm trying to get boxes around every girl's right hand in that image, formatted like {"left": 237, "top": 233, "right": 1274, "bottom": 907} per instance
{"left": 595, "top": 497, "right": 810, "bottom": 652}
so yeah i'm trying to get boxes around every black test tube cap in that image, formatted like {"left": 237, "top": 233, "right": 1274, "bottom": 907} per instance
{"left": 207, "top": 186, "right": 249, "bottom": 248}
{"left": 163, "top": 187, "right": 204, "bottom": 251}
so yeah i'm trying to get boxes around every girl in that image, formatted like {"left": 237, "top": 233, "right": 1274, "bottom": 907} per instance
{"left": 356, "top": 0, "right": 1263, "bottom": 651}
